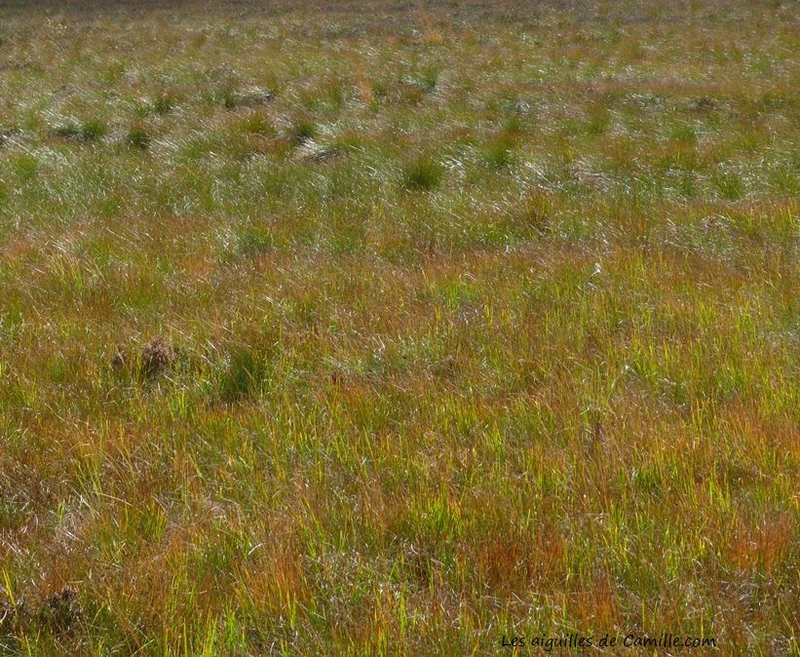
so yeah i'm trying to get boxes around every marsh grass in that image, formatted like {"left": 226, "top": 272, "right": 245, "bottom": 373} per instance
{"left": 52, "top": 119, "right": 108, "bottom": 142}
{"left": 483, "top": 133, "right": 516, "bottom": 169}
{"left": 124, "top": 126, "right": 151, "bottom": 150}
{"left": 138, "top": 93, "right": 178, "bottom": 117}
{"left": 288, "top": 117, "right": 318, "bottom": 145}
{"left": 234, "top": 224, "right": 275, "bottom": 258}
{"left": 401, "top": 156, "right": 445, "bottom": 191}
{"left": 0, "top": 0, "right": 797, "bottom": 655}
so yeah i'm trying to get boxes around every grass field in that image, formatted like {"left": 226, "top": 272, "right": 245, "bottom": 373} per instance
{"left": 0, "top": 0, "right": 798, "bottom": 654}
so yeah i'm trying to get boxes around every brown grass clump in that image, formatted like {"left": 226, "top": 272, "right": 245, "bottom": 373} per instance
{"left": 418, "top": 11, "right": 445, "bottom": 45}
{"left": 0, "top": 600, "right": 21, "bottom": 634}
{"left": 353, "top": 65, "right": 375, "bottom": 105}
{"left": 140, "top": 336, "right": 175, "bottom": 377}
{"left": 39, "top": 587, "right": 82, "bottom": 636}
{"left": 110, "top": 336, "right": 176, "bottom": 378}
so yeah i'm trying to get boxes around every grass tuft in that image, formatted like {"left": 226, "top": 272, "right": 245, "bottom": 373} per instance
{"left": 139, "top": 93, "right": 177, "bottom": 116}
{"left": 38, "top": 588, "right": 83, "bottom": 637}
{"left": 483, "top": 133, "right": 516, "bottom": 169}
{"left": 216, "top": 343, "right": 272, "bottom": 403}
{"left": 52, "top": 119, "right": 108, "bottom": 142}
{"left": 125, "top": 126, "right": 151, "bottom": 150}
{"left": 401, "top": 156, "right": 445, "bottom": 191}
{"left": 235, "top": 224, "right": 275, "bottom": 257}
{"left": 288, "top": 117, "right": 318, "bottom": 145}
{"left": 140, "top": 336, "right": 176, "bottom": 378}
{"left": 235, "top": 111, "right": 276, "bottom": 137}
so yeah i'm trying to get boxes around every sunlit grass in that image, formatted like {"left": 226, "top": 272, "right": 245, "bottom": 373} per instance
{"left": 0, "top": 0, "right": 797, "bottom": 654}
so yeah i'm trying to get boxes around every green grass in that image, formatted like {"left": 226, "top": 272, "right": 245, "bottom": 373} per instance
{"left": 0, "top": 0, "right": 798, "bottom": 655}
{"left": 125, "top": 126, "right": 151, "bottom": 150}
{"left": 52, "top": 119, "right": 108, "bottom": 142}
{"left": 401, "top": 156, "right": 445, "bottom": 191}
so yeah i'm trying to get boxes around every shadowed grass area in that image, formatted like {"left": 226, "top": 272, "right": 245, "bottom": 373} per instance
{"left": 0, "top": 0, "right": 798, "bottom": 655}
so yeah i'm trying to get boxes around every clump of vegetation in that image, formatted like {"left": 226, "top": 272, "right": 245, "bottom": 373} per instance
{"left": 371, "top": 78, "right": 390, "bottom": 99}
{"left": 52, "top": 119, "right": 107, "bottom": 142}
{"left": 138, "top": 93, "right": 177, "bottom": 116}
{"left": 215, "top": 342, "right": 272, "bottom": 403}
{"left": 219, "top": 85, "right": 274, "bottom": 110}
{"left": 513, "top": 190, "right": 552, "bottom": 234}
{"left": 411, "top": 64, "right": 441, "bottom": 93}
{"left": 38, "top": 588, "right": 83, "bottom": 636}
{"left": 0, "top": 586, "right": 84, "bottom": 644}
{"left": 483, "top": 132, "right": 516, "bottom": 169}
{"left": 140, "top": 336, "right": 175, "bottom": 377}
{"left": 689, "top": 96, "right": 717, "bottom": 111}
{"left": 401, "top": 155, "right": 445, "bottom": 191}
{"left": 235, "top": 110, "right": 275, "bottom": 136}
{"left": 111, "top": 336, "right": 176, "bottom": 379}
{"left": 9, "top": 153, "right": 38, "bottom": 180}
{"left": 220, "top": 88, "right": 240, "bottom": 110}
{"left": 124, "top": 125, "right": 151, "bottom": 149}
{"left": 51, "top": 122, "right": 82, "bottom": 141}
{"left": 235, "top": 224, "right": 274, "bottom": 257}
{"left": 287, "top": 117, "right": 317, "bottom": 145}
